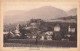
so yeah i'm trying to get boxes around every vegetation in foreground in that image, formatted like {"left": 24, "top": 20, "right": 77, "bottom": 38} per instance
{"left": 4, "top": 39, "right": 77, "bottom": 47}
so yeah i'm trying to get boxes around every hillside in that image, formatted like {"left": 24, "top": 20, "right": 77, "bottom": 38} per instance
{"left": 4, "top": 6, "right": 67, "bottom": 24}
{"left": 68, "top": 8, "right": 77, "bottom": 16}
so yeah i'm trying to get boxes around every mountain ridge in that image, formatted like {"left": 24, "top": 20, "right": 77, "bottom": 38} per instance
{"left": 4, "top": 6, "right": 77, "bottom": 24}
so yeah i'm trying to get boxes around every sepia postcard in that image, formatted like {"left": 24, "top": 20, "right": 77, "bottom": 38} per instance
{"left": 0, "top": 0, "right": 80, "bottom": 51}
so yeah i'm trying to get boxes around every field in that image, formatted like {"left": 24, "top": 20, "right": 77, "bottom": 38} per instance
{"left": 3, "top": 39, "right": 77, "bottom": 48}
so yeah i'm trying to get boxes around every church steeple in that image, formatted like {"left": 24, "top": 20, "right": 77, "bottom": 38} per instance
{"left": 15, "top": 24, "right": 21, "bottom": 34}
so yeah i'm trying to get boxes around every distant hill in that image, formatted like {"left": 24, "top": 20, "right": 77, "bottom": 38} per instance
{"left": 49, "top": 16, "right": 77, "bottom": 24}
{"left": 68, "top": 8, "right": 77, "bottom": 16}
{"left": 4, "top": 6, "right": 68, "bottom": 24}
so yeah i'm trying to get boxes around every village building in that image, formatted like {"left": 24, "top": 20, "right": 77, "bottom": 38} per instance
{"left": 32, "top": 36, "right": 37, "bottom": 39}
{"left": 54, "top": 24, "right": 60, "bottom": 32}
{"left": 40, "top": 36, "right": 45, "bottom": 40}
{"left": 68, "top": 25, "right": 76, "bottom": 33}
{"left": 3, "top": 32, "right": 9, "bottom": 35}
{"left": 45, "top": 31, "right": 53, "bottom": 40}
{"left": 3, "top": 31, "right": 15, "bottom": 39}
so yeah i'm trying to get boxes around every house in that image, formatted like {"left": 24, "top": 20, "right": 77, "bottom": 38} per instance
{"left": 3, "top": 31, "right": 15, "bottom": 38}
{"left": 54, "top": 24, "right": 60, "bottom": 32}
{"left": 9, "top": 32, "right": 15, "bottom": 37}
{"left": 45, "top": 31, "right": 53, "bottom": 40}
{"left": 27, "top": 36, "right": 31, "bottom": 38}
{"left": 3, "top": 32, "right": 9, "bottom": 35}
{"left": 68, "top": 25, "right": 76, "bottom": 33}
{"left": 40, "top": 36, "right": 44, "bottom": 40}
{"left": 39, "top": 33, "right": 45, "bottom": 40}
{"left": 32, "top": 36, "right": 37, "bottom": 39}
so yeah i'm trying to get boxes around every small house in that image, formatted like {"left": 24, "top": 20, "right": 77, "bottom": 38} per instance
{"left": 40, "top": 36, "right": 45, "bottom": 40}
{"left": 54, "top": 24, "right": 60, "bottom": 32}
{"left": 32, "top": 35, "right": 37, "bottom": 39}
{"left": 45, "top": 31, "right": 53, "bottom": 40}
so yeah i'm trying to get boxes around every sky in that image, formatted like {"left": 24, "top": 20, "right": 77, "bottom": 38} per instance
{"left": 1, "top": 0, "right": 77, "bottom": 13}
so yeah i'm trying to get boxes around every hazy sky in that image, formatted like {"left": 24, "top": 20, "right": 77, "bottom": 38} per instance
{"left": 2, "top": 1, "right": 77, "bottom": 12}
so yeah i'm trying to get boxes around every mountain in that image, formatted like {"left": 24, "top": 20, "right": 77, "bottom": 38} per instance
{"left": 68, "top": 8, "right": 77, "bottom": 16}
{"left": 4, "top": 6, "right": 68, "bottom": 24}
